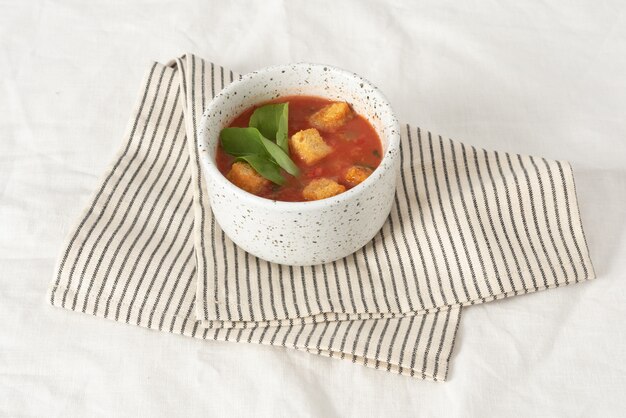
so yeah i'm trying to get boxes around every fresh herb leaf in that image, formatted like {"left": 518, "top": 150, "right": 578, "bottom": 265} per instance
{"left": 236, "top": 155, "right": 285, "bottom": 185}
{"left": 220, "top": 127, "right": 266, "bottom": 156}
{"left": 372, "top": 149, "right": 381, "bottom": 158}
{"left": 259, "top": 135, "right": 300, "bottom": 176}
{"left": 220, "top": 126, "right": 299, "bottom": 177}
{"left": 249, "top": 103, "right": 289, "bottom": 153}
{"left": 220, "top": 102, "right": 299, "bottom": 184}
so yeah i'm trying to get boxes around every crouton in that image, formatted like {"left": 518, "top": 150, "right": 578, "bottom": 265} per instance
{"left": 302, "top": 178, "right": 346, "bottom": 201}
{"left": 309, "top": 102, "right": 354, "bottom": 132}
{"left": 289, "top": 128, "right": 332, "bottom": 165}
{"left": 227, "top": 161, "right": 270, "bottom": 195}
{"left": 344, "top": 165, "right": 373, "bottom": 187}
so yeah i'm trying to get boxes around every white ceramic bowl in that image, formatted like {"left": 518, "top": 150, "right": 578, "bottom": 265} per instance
{"left": 197, "top": 63, "right": 400, "bottom": 266}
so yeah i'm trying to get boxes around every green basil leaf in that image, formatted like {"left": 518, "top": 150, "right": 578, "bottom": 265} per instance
{"left": 221, "top": 126, "right": 300, "bottom": 177}
{"left": 276, "top": 104, "right": 289, "bottom": 152}
{"left": 236, "top": 155, "right": 285, "bottom": 185}
{"left": 220, "top": 127, "right": 266, "bottom": 156}
{"left": 249, "top": 103, "right": 289, "bottom": 153}
{"left": 259, "top": 135, "right": 300, "bottom": 176}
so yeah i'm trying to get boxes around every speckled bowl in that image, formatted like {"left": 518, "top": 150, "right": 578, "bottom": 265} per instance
{"left": 198, "top": 63, "right": 400, "bottom": 266}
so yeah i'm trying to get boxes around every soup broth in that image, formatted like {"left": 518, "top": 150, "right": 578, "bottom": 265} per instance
{"left": 216, "top": 96, "right": 383, "bottom": 202}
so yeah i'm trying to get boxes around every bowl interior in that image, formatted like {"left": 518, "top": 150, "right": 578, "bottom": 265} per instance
{"left": 198, "top": 64, "right": 399, "bottom": 175}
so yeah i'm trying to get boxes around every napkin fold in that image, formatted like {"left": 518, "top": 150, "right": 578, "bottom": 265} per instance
{"left": 48, "top": 54, "right": 594, "bottom": 381}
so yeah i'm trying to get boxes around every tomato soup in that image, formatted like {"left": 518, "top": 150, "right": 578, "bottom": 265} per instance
{"left": 216, "top": 96, "right": 383, "bottom": 202}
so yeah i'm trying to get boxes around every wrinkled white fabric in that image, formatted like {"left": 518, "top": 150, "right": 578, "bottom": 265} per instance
{"left": 1, "top": 0, "right": 625, "bottom": 416}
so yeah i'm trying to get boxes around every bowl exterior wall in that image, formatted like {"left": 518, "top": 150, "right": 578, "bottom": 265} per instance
{"left": 205, "top": 154, "right": 399, "bottom": 265}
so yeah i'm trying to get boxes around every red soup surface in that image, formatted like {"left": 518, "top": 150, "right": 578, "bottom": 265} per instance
{"left": 216, "top": 96, "right": 383, "bottom": 202}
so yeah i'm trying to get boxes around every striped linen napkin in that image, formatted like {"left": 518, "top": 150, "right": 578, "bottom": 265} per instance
{"left": 48, "top": 54, "right": 595, "bottom": 381}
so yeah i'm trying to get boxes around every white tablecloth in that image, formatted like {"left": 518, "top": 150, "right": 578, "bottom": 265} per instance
{"left": 1, "top": 1, "right": 625, "bottom": 416}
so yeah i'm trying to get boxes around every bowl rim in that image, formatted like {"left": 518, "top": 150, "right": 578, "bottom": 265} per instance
{"left": 197, "top": 62, "right": 400, "bottom": 211}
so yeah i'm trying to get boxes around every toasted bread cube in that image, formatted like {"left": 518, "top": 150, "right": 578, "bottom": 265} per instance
{"left": 302, "top": 178, "right": 346, "bottom": 201}
{"left": 345, "top": 166, "right": 373, "bottom": 187}
{"left": 227, "top": 161, "right": 270, "bottom": 195}
{"left": 289, "top": 128, "right": 332, "bottom": 165}
{"left": 309, "top": 102, "right": 354, "bottom": 132}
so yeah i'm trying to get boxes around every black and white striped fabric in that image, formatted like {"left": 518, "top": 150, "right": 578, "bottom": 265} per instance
{"left": 48, "top": 54, "right": 594, "bottom": 381}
